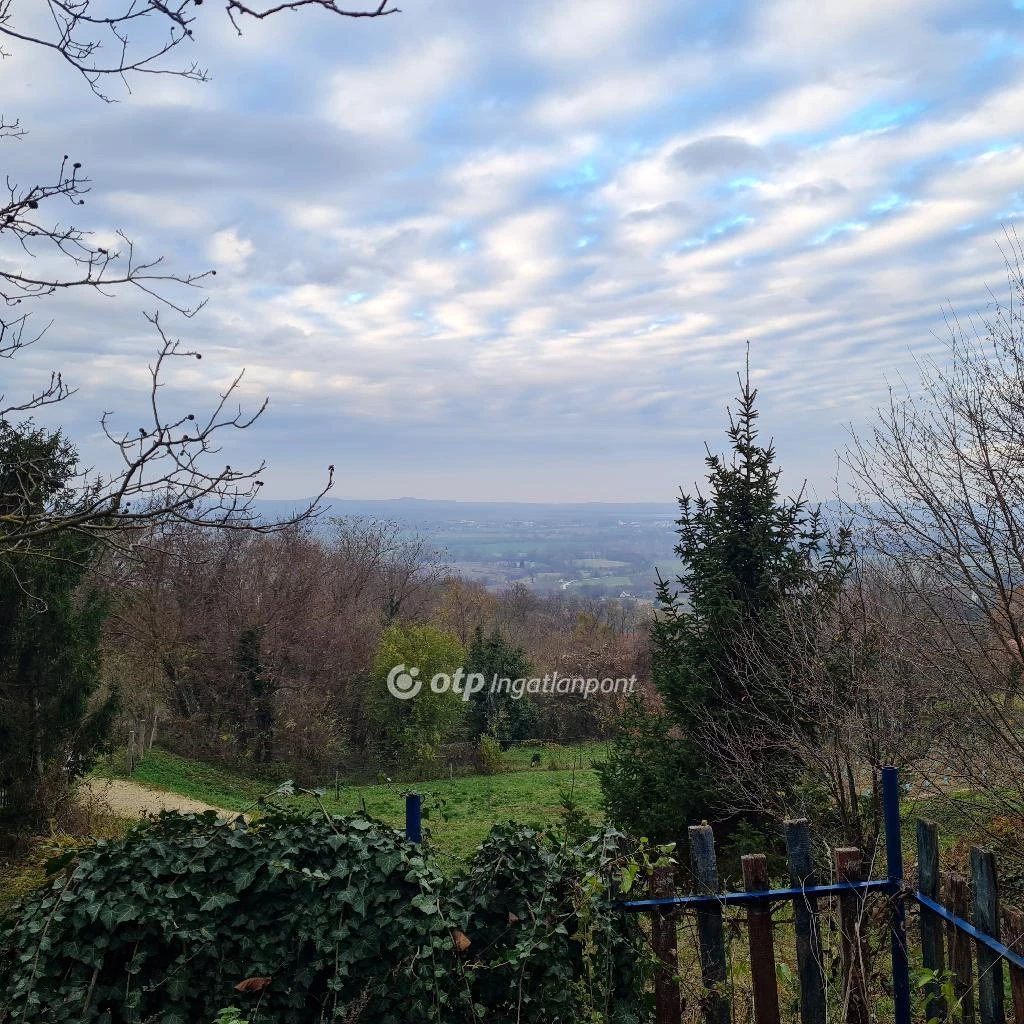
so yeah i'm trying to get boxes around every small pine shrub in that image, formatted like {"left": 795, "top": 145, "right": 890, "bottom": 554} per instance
{"left": 557, "top": 786, "right": 594, "bottom": 844}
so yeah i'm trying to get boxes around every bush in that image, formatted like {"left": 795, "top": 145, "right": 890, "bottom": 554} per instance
{"left": 717, "top": 819, "right": 788, "bottom": 887}
{"left": 448, "top": 824, "right": 647, "bottom": 1023}
{"left": 596, "top": 696, "right": 705, "bottom": 844}
{"left": 0, "top": 811, "right": 648, "bottom": 1024}
{"left": 0, "top": 809, "right": 458, "bottom": 1023}
{"left": 477, "top": 734, "right": 502, "bottom": 775}
{"left": 0, "top": 791, "right": 128, "bottom": 916}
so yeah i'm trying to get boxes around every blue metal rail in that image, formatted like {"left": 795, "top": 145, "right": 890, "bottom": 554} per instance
{"left": 883, "top": 765, "right": 912, "bottom": 1024}
{"left": 621, "top": 880, "right": 1024, "bottom": 968}
{"left": 914, "top": 890, "right": 1024, "bottom": 971}
{"left": 405, "top": 792, "right": 422, "bottom": 843}
{"left": 619, "top": 880, "right": 1024, "bottom": 971}
{"left": 619, "top": 878, "right": 893, "bottom": 911}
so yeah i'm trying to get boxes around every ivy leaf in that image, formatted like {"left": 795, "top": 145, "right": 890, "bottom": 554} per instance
{"left": 409, "top": 893, "right": 437, "bottom": 914}
{"left": 199, "top": 892, "right": 239, "bottom": 912}
{"left": 620, "top": 862, "right": 639, "bottom": 894}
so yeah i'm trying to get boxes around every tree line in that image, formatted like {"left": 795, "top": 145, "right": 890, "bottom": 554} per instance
{"left": 0, "top": 487, "right": 650, "bottom": 828}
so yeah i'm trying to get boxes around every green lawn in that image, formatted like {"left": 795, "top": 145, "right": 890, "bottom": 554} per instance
{"left": 94, "top": 742, "right": 612, "bottom": 866}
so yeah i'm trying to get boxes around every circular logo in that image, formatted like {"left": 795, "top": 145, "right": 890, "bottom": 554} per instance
{"left": 386, "top": 664, "right": 421, "bottom": 700}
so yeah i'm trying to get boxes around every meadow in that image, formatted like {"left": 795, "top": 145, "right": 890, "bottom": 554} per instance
{"left": 94, "top": 742, "right": 612, "bottom": 866}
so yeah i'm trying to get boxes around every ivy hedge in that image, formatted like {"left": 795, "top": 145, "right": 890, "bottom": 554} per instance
{"left": 0, "top": 809, "right": 648, "bottom": 1023}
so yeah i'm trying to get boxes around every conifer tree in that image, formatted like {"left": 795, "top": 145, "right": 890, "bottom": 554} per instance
{"left": 0, "top": 422, "right": 117, "bottom": 828}
{"left": 465, "top": 626, "right": 537, "bottom": 746}
{"left": 599, "top": 362, "right": 849, "bottom": 839}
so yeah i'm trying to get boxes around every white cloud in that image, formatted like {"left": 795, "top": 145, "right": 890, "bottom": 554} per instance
{"left": 6, "top": 0, "right": 1024, "bottom": 500}
{"left": 525, "top": 0, "right": 655, "bottom": 63}
{"left": 208, "top": 227, "right": 255, "bottom": 269}
{"left": 322, "top": 36, "right": 470, "bottom": 138}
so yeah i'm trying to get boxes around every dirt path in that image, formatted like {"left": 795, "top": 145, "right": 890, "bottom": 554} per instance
{"left": 81, "top": 778, "right": 237, "bottom": 819}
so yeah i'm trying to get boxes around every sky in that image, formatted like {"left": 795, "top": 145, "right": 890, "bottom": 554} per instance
{"left": 3, "top": 0, "right": 1024, "bottom": 503}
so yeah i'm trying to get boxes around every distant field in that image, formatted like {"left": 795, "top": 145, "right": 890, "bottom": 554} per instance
{"left": 93, "top": 742, "right": 612, "bottom": 866}
{"left": 566, "top": 575, "right": 633, "bottom": 588}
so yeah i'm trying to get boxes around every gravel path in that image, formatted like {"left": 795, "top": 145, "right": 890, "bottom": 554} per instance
{"left": 81, "top": 778, "right": 237, "bottom": 819}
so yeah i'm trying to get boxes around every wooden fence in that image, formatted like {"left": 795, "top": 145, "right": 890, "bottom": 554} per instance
{"left": 618, "top": 767, "right": 1024, "bottom": 1024}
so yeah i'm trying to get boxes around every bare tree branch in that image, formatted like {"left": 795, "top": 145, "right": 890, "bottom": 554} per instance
{"left": 0, "top": 0, "right": 401, "bottom": 554}
{"left": 0, "top": 1, "right": 398, "bottom": 100}
{"left": 0, "top": 313, "right": 335, "bottom": 559}
{"left": 0, "top": 147, "right": 214, "bottom": 377}
{"left": 701, "top": 562, "right": 950, "bottom": 854}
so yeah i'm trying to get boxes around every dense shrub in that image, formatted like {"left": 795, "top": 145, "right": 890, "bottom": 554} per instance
{"left": 476, "top": 733, "right": 503, "bottom": 775}
{"left": 449, "top": 824, "right": 647, "bottom": 1024}
{"left": 0, "top": 812, "right": 647, "bottom": 1023}
{"left": 0, "top": 810, "right": 457, "bottom": 1023}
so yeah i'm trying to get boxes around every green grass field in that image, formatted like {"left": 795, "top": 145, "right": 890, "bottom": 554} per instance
{"left": 95, "top": 743, "right": 613, "bottom": 866}
{"left": 572, "top": 559, "right": 631, "bottom": 570}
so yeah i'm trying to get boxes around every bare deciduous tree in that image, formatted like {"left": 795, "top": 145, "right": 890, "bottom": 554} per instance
{"left": 0, "top": 0, "right": 397, "bottom": 556}
{"left": 845, "top": 231, "right": 1024, "bottom": 847}
{"left": 329, "top": 517, "right": 445, "bottom": 623}
{"left": 3, "top": 314, "right": 335, "bottom": 557}
{"left": 105, "top": 518, "right": 442, "bottom": 772}
{"left": 704, "top": 563, "right": 949, "bottom": 853}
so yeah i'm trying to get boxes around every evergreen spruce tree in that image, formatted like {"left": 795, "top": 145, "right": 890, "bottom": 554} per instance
{"left": 599, "top": 363, "right": 849, "bottom": 841}
{"left": 0, "top": 422, "right": 117, "bottom": 828}
{"left": 465, "top": 626, "right": 537, "bottom": 746}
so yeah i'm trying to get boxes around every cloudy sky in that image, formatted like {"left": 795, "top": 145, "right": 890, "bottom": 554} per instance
{"left": 4, "top": 0, "right": 1024, "bottom": 502}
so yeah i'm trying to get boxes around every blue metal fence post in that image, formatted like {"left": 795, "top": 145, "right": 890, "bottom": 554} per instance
{"left": 405, "top": 792, "right": 422, "bottom": 843}
{"left": 882, "top": 766, "right": 912, "bottom": 1024}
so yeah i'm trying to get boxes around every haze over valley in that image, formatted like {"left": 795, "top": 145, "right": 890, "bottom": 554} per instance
{"left": 259, "top": 498, "right": 680, "bottom": 599}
